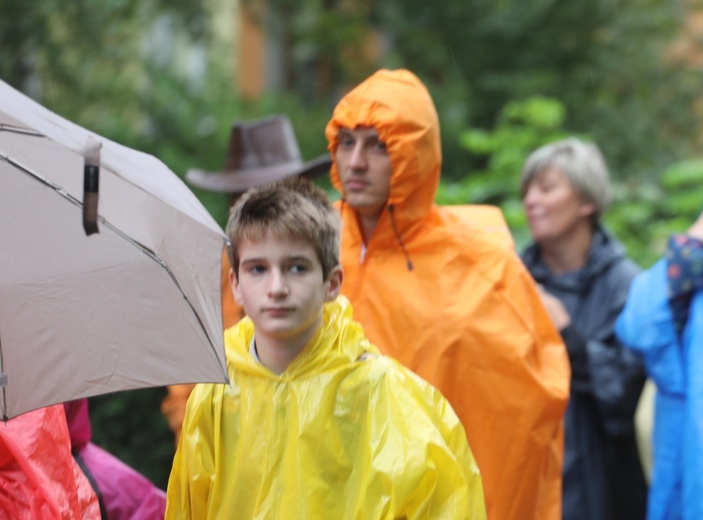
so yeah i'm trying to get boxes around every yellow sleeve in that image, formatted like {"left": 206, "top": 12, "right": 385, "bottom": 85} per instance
{"left": 365, "top": 359, "right": 487, "bottom": 519}
{"left": 165, "top": 383, "right": 219, "bottom": 519}
{"left": 406, "top": 383, "right": 486, "bottom": 520}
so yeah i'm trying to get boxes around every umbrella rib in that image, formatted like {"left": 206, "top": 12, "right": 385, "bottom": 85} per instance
{"left": 0, "top": 124, "right": 43, "bottom": 137}
{"left": 0, "top": 332, "right": 6, "bottom": 422}
{"left": 2, "top": 153, "right": 231, "bottom": 387}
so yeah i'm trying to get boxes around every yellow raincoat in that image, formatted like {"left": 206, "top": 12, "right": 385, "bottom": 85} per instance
{"left": 325, "top": 69, "right": 570, "bottom": 519}
{"left": 166, "top": 298, "right": 486, "bottom": 519}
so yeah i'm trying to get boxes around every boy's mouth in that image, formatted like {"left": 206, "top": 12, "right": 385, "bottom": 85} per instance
{"left": 264, "top": 307, "right": 294, "bottom": 317}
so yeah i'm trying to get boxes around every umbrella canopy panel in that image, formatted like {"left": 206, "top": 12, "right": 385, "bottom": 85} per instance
{"left": 0, "top": 83, "right": 229, "bottom": 420}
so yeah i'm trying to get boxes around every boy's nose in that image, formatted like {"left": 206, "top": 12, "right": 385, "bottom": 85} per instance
{"left": 267, "top": 271, "right": 289, "bottom": 298}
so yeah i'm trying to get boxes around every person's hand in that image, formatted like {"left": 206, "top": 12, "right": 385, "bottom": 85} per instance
{"left": 536, "top": 285, "right": 571, "bottom": 331}
{"left": 687, "top": 212, "right": 703, "bottom": 241}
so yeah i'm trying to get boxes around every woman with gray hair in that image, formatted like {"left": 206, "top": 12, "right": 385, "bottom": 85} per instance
{"left": 520, "top": 138, "right": 648, "bottom": 520}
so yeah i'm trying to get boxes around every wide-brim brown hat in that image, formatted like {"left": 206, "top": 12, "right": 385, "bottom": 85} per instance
{"left": 185, "top": 115, "right": 331, "bottom": 193}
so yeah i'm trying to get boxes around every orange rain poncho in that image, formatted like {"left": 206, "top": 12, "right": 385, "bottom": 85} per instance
{"left": 166, "top": 298, "right": 486, "bottom": 519}
{"left": 325, "top": 69, "right": 570, "bottom": 520}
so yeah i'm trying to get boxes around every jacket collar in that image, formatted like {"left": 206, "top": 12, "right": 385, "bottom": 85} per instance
{"left": 225, "top": 297, "right": 376, "bottom": 381}
{"left": 522, "top": 225, "right": 627, "bottom": 291}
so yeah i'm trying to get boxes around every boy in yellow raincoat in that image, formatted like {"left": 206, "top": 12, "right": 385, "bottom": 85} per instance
{"left": 165, "top": 179, "right": 486, "bottom": 519}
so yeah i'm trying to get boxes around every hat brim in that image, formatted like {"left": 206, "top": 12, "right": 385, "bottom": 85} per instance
{"left": 185, "top": 154, "right": 332, "bottom": 193}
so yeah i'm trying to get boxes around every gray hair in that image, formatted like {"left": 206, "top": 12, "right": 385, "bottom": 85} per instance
{"left": 520, "top": 138, "right": 612, "bottom": 222}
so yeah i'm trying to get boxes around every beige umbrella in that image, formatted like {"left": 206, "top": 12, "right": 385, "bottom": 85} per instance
{"left": 0, "top": 79, "right": 229, "bottom": 420}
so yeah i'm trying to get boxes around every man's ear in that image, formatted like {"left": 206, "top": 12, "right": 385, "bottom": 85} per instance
{"left": 324, "top": 265, "right": 344, "bottom": 303}
{"left": 229, "top": 268, "right": 243, "bottom": 305}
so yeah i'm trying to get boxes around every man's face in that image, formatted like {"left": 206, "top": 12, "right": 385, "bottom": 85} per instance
{"left": 335, "top": 127, "right": 392, "bottom": 220}
{"left": 230, "top": 233, "right": 341, "bottom": 346}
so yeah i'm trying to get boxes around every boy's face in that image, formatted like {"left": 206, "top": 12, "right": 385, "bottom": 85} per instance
{"left": 335, "top": 126, "right": 392, "bottom": 221}
{"left": 230, "top": 233, "right": 342, "bottom": 345}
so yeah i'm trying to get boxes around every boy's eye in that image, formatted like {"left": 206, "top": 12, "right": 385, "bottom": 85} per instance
{"left": 247, "top": 265, "right": 267, "bottom": 274}
{"left": 289, "top": 264, "right": 308, "bottom": 274}
{"left": 374, "top": 140, "right": 387, "bottom": 152}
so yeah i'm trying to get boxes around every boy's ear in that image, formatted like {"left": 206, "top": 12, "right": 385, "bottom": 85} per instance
{"left": 324, "top": 265, "right": 344, "bottom": 303}
{"left": 229, "top": 268, "right": 244, "bottom": 305}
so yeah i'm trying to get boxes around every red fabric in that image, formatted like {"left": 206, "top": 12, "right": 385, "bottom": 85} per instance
{"left": 0, "top": 405, "right": 100, "bottom": 519}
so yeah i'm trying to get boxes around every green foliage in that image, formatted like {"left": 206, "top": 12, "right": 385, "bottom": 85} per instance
{"left": 441, "top": 96, "right": 703, "bottom": 267}
{"left": 609, "top": 160, "right": 703, "bottom": 267}
{"left": 437, "top": 97, "right": 573, "bottom": 248}
{"left": 376, "top": 0, "right": 702, "bottom": 183}
{"left": 89, "top": 388, "right": 174, "bottom": 489}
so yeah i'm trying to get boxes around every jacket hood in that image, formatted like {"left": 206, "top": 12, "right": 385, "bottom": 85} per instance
{"left": 225, "top": 296, "right": 377, "bottom": 380}
{"left": 325, "top": 69, "right": 441, "bottom": 233}
{"left": 522, "top": 226, "right": 628, "bottom": 290}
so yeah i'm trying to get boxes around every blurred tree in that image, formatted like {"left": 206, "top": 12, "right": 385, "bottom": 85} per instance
{"left": 377, "top": 0, "right": 703, "bottom": 182}
{"left": 0, "top": 0, "right": 207, "bottom": 98}
{"left": 242, "top": 1, "right": 703, "bottom": 183}
{"left": 445, "top": 96, "right": 703, "bottom": 268}
{"left": 608, "top": 159, "right": 703, "bottom": 267}
{"left": 438, "top": 96, "right": 573, "bottom": 249}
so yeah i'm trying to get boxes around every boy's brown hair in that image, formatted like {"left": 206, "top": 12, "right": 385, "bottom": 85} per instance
{"left": 226, "top": 178, "right": 341, "bottom": 279}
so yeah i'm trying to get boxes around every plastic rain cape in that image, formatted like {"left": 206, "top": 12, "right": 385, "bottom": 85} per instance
{"left": 324, "top": 69, "right": 570, "bottom": 520}
{"left": 166, "top": 298, "right": 486, "bottom": 519}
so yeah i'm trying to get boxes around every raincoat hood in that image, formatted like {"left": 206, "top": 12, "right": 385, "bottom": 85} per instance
{"left": 225, "top": 297, "right": 378, "bottom": 379}
{"left": 325, "top": 69, "right": 440, "bottom": 238}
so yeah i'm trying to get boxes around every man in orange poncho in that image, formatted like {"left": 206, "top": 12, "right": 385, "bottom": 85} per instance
{"left": 325, "top": 68, "right": 570, "bottom": 520}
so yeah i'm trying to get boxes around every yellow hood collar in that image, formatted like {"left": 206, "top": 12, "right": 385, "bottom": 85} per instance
{"left": 225, "top": 297, "right": 376, "bottom": 380}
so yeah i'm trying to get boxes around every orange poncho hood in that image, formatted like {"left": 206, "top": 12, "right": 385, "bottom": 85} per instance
{"left": 326, "top": 69, "right": 441, "bottom": 243}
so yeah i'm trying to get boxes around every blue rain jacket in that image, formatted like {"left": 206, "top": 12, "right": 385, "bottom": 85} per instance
{"left": 616, "top": 259, "right": 703, "bottom": 520}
